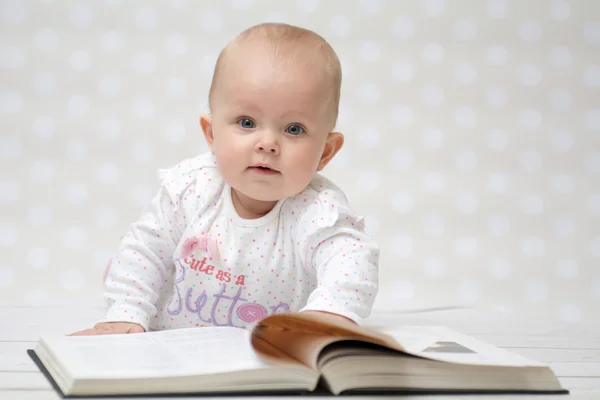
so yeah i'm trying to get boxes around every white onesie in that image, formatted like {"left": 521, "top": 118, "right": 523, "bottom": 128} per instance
{"left": 101, "top": 152, "right": 379, "bottom": 331}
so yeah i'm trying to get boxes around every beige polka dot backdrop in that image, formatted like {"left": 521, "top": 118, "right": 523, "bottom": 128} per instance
{"left": 1, "top": 0, "right": 599, "bottom": 323}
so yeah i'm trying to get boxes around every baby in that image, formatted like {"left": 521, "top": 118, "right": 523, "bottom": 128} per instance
{"left": 72, "top": 22, "right": 379, "bottom": 335}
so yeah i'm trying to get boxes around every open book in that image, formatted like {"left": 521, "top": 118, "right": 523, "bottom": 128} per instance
{"left": 28, "top": 312, "right": 568, "bottom": 397}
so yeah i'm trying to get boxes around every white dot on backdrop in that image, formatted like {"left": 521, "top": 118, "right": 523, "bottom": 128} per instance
{"left": 591, "top": 237, "right": 600, "bottom": 259}
{"left": 390, "top": 235, "right": 412, "bottom": 258}
{"left": 0, "top": 267, "right": 15, "bottom": 288}
{"left": 487, "top": 86, "right": 509, "bottom": 109}
{"left": 330, "top": 15, "right": 351, "bottom": 37}
{"left": 96, "top": 163, "right": 120, "bottom": 184}
{"left": 521, "top": 194, "right": 544, "bottom": 214}
{"left": 29, "top": 160, "right": 54, "bottom": 183}
{"left": 70, "top": 4, "right": 93, "bottom": 27}
{"left": 552, "top": 0, "right": 570, "bottom": 20}
{"left": 296, "top": 0, "right": 318, "bottom": 12}
{"left": 423, "top": 172, "right": 444, "bottom": 191}
{"left": 357, "top": 171, "right": 381, "bottom": 192}
{"left": 132, "top": 97, "right": 155, "bottom": 118}
{"left": 95, "top": 207, "right": 118, "bottom": 229}
{"left": 423, "top": 128, "right": 444, "bottom": 149}
{"left": 28, "top": 204, "right": 52, "bottom": 227}
{"left": 359, "top": 41, "right": 381, "bottom": 62}
{"left": 166, "top": 77, "right": 187, "bottom": 98}
{"left": 3, "top": 1, "right": 26, "bottom": 24}
{"left": 423, "top": 43, "right": 445, "bottom": 63}
{"left": 0, "top": 135, "right": 20, "bottom": 158}
{"left": 391, "top": 17, "right": 414, "bottom": 40}
{"left": 357, "top": 83, "right": 380, "bottom": 105}
{"left": 455, "top": 149, "right": 477, "bottom": 171}
{"left": 519, "top": 65, "right": 542, "bottom": 86}
{"left": 558, "top": 305, "right": 581, "bottom": 323}
{"left": 230, "top": 0, "right": 254, "bottom": 10}
{"left": 520, "top": 150, "right": 542, "bottom": 172}
{"left": 130, "top": 185, "right": 153, "bottom": 207}
{"left": 62, "top": 227, "right": 88, "bottom": 249}
{"left": 457, "top": 279, "right": 481, "bottom": 303}
{"left": 551, "top": 46, "right": 571, "bottom": 68}
{"left": 167, "top": 33, "right": 188, "bottom": 55}
{"left": 69, "top": 50, "right": 91, "bottom": 71}
{"left": 33, "top": 72, "right": 56, "bottom": 94}
{"left": 524, "top": 280, "right": 548, "bottom": 302}
{"left": 455, "top": 192, "right": 478, "bottom": 214}
{"left": 456, "top": 237, "right": 478, "bottom": 258}
{"left": 0, "top": 180, "right": 19, "bottom": 203}
{"left": 164, "top": 119, "right": 187, "bottom": 143}
{"left": 522, "top": 236, "right": 546, "bottom": 257}
{"left": 553, "top": 174, "right": 574, "bottom": 194}
{"left": 487, "top": 45, "right": 508, "bottom": 66}
{"left": 360, "top": 0, "right": 381, "bottom": 13}
{"left": 392, "top": 280, "right": 415, "bottom": 300}
{"left": 423, "top": 0, "right": 444, "bottom": 17}
{"left": 391, "top": 147, "right": 413, "bottom": 169}
{"left": 454, "top": 19, "right": 477, "bottom": 41}
{"left": 0, "top": 91, "right": 23, "bottom": 114}
{"left": 199, "top": 10, "right": 224, "bottom": 32}
{"left": 134, "top": 52, "right": 156, "bottom": 74}
{"left": 487, "top": 129, "right": 508, "bottom": 151}
{"left": 132, "top": 140, "right": 154, "bottom": 164}
{"left": 589, "top": 195, "right": 600, "bottom": 216}
{"left": 392, "top": 61, "right": 413, "bottom": 82}
{"left": 98, "top": 118, "right": 120, "bottom": 140}
{"left": 554, "top": 217, "right": 576, "bottom": 237}
{"left": 27, "top": 248, "right": 49, "bottom": 269}
{"left": 65, "top": 183, "right": 87, "bottom": 204}
{"left": 489, "top": 215, "right": 510, "bottom": 236}
{"left": 358, "top": 127, "right": 380, "bottom": 148}
{"left": 586, "top": 110, "right": 600, "bottom": 131}
{"left": 584, "top": 66, "right": 600, "bottom": 87}
{"left": 584, "top": 23, "right": 600, "bottom": 45}
{"left": 454, "top": 63, "right": 477, "bottom": 85}
{"left": 391, "top": 104, "right": 414, "bottom": 126}
{"left": 586, "top": 152, "right": 600, "bottom": 173}
{"left": 519, "top": 109, "right": 542, "bottom": 130}
{"left": 0, "top": 224, "right": 18, "bottom": 246}
{"left": 489, "top": 258, "right": 511, "bottom": 279}
{"left": 67, "top": 95, "right": 90, "bottom": 116}
{"left": 519, "top": 20, "right": 542, "bottom": 43}
{"left": 423, "top": 258, "right": 446, "bottom": 278}
{"left": 423, "top": 215, "right": 445, "bottom": 236}
{"left": 100, "top": 31, "right": 122, "bottom": 52}
{"left": 135, "top": 6, "right": 157, "bottom": 30}
{"left": 555, "top": 260, "right": 579, "bottom": 279}
{"left": 35, "top": 29, "right": 58, "bottom": 52}
{"left": 61, "top": 269, "right": 85, "bottom": 292}
{"left": 98, "top": 74, "right": 121, "bottom": 97}
{"left": 455, "top": 106, "right": 477, "bottom": 128}
{"left": 487, "top": 0, "right": 507, "bottom": 19}
{"left": 66, "top": 139, "right": 88, "bottom": 161}
{"left": 391, "top": 191, "right": 414, "bottom": 213}
{"left": 32, "top": 116, "right": 56, "bottom": 138}
{"left": 25, "top": 290, "right": 47, "bottom": 307}
{"left": 551, "top": 132, "right": 574, "bottom": 152}
{"left": 422, "top": 85, "right": 444, "bottom": 106}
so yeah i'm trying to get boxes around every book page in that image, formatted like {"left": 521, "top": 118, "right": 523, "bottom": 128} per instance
{"left": 42, "top": 327, "right": 285, "bottom": 379}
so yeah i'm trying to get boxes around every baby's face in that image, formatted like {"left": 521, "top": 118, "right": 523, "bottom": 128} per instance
{"left": 204, "top": 46, "right": 338, "bottom": 204}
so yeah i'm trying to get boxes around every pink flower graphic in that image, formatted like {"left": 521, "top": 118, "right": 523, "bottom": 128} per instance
{"left": 180, "top": 235, "right": 219, "bottom": 261}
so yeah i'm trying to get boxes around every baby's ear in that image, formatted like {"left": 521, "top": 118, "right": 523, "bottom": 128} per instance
{"left": 317, "top": 132, "right": 344, "bottom": 171}
{"left": 200, "top": 114, "right": 215, "bottom": 153}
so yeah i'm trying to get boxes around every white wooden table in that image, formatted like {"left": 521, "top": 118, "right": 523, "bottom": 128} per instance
{"left": 1, "top": 304, "right": 599, "bottom": 399}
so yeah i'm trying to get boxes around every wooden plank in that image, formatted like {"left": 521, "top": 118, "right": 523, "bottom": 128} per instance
{"left": 0, "top": 372, "right": 51, "bottom": 390}
{"left": 0, "top": 392, "right": 60, "bottom": 400}
{"left": 550, "top": 362, "right": 600, "bottom": 377}
{"left": 474, "top": 335, "right": 600, "bottom": 350}
{"left": 512, "top": 348, "right": 600, "bottom": 363}
{"left": 0, "top": 342, "right": 38, "bottom": 372}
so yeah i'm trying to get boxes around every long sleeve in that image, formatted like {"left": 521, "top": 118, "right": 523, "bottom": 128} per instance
{"left": 297, "top": 190, "right": 380, "bottom": 324}
{"left": 100, "top": 184, "right": 185, "bottom": 331}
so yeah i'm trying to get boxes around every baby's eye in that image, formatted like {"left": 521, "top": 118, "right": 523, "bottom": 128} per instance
{"left": 285, "top": 124, "right": 305, "bottom": 135}
{"left": 238, "top": 118, "right": 256, "bottom": 129}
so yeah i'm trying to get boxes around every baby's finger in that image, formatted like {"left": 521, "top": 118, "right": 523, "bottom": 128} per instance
{"left": 68, "top": 328, "right": 104, "bottom": 336}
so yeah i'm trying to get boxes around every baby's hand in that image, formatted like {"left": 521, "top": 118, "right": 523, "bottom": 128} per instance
{"left": 69, "top": 322, "right": 145, "bottom": 336}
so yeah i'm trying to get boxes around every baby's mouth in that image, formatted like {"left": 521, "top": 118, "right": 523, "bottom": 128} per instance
{"left": 248, "top": 165, "right": 280, "bottom": 175}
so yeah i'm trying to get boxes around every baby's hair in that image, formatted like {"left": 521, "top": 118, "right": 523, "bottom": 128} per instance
{"left": 208, "top": 22, "right": 342, "bottom": 128}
